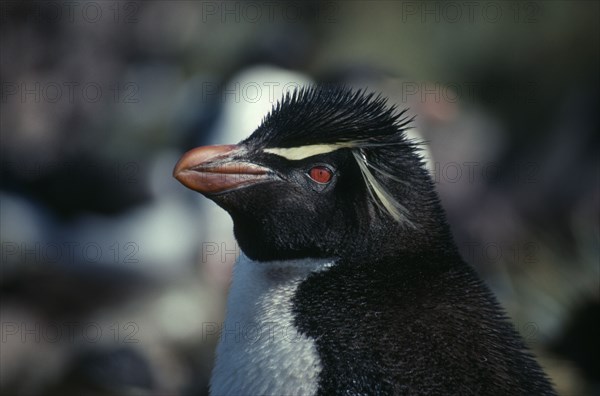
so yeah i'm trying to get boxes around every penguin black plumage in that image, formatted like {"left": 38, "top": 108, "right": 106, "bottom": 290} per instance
{"left": 174, "top": 86, "right": 556, "bottom": 395}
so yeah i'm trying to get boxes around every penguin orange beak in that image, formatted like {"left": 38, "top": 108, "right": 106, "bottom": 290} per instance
{"left": 173, "top": 145, "right": 274, "bottom": 195}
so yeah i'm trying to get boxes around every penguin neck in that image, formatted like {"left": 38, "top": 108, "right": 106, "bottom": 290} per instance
{"left": 210, "top": 253, "right": 335, "bottom": 396}
{"left": 352, "top": 214, "right": 461, "bottom": 266}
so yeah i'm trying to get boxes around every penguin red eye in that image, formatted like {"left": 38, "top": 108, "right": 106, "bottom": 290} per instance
{"left": 308, "top": 166, "right": 333, "bottom": 184}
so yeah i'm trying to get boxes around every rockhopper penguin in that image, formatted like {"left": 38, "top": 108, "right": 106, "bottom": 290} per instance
{"left": 173, "top": 87, "right": 556, "bottom": 395}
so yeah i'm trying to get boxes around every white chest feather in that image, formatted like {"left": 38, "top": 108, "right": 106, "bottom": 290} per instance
{"left": 210, "top": 253, "right": 334, "bottom": 396}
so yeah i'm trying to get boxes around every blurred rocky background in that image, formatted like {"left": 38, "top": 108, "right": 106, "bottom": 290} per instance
{"left": 1, "top": 1, "right": 598, "bottom": 395}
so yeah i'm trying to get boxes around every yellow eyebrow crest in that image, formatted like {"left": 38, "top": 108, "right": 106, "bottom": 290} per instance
{"left": 263, "top": 144, "right": 351, "bottom": 160}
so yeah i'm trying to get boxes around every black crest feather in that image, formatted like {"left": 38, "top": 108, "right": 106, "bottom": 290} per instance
{"left": 246, "top": 85, "right": 414, "bottom": 149}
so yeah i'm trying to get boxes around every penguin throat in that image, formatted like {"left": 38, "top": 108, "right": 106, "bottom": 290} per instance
{"left": 210, "top": 253, "right": 335, "bottom": 395}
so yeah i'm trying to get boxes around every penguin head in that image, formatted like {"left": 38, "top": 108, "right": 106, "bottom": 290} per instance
{"left": 174, "top": 87, "right": 449, "bottom": 261}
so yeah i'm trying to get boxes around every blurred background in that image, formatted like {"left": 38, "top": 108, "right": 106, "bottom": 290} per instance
{"left": 1, "top": 1, "right": 598, "bottom": 395}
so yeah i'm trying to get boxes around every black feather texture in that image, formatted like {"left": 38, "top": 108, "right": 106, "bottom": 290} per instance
{"left": 294, "top": 254, "right": 557, "bottom": 395}
{"left": 245, "top": 85, "right": 415, "bottom": 149}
